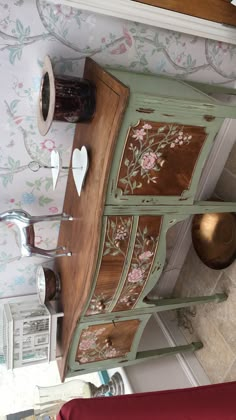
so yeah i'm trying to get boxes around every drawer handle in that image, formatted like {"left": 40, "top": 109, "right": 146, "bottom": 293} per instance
{"left": 105, "top": 338, "right": 113, "bottom": 348}
{"left": 127, "top": 297, "right": 134, "bottom": 307}
{"left": 96, "top": 300, "right": 106, "bottom": 310}
{"left": 145, "top": 236, "right": 152, "bottom": 245}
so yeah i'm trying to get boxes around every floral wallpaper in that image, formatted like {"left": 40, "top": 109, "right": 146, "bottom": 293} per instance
{"left": 1, "top": 0, "right": 236, "bottom": 299}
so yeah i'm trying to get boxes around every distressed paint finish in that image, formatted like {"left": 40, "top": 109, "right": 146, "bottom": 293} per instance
{"left": 75, "top": 319, "right": 140, "bottom": 363}
{"left": 113, "top": 216, "right": 162, "bottom": 311}
{"left": 85, "top": 216, "right": 133, "bottom": 315}
{"left": 117, "top": 120, "right": 207, "bottom": 196}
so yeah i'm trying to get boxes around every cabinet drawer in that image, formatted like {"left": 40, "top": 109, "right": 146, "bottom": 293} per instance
{"left": 85, "top": 216, "right": 133, "bottom": 315}
{"left": 113, "top": 215, "right": 162, "bottom": 311}
{"left": 68, "top": 315, "right": 149, "bottom": 372}
{"left": 75, "top": 320, "right": 140, "bottom": 364}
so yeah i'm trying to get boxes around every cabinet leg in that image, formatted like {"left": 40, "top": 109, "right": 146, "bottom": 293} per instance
{"left": 133, "top": 342, "right": 203, "bottom": 365}
{"left": 144, "top": 293, "right": 227, "bottom": 312}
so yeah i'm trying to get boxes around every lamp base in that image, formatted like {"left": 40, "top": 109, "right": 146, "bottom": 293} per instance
{"left": 89, "top": 372, "right": 125, "bottom": 397}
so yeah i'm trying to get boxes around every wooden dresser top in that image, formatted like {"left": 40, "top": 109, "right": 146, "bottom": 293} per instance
{"left": 56, "top": 58, "right": 129, "bottom": 381}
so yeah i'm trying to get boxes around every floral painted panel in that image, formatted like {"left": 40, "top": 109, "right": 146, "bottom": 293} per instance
{"left": 0, "top": 1, "right": 236, "bottom": 299}
{"left": 75, "top": 319, "right": 140, "bottom": 364}
{"left": 85, "top": 216, "right": 133, "bottom": 315}
{"left": 116, "top": 120, "right": 207, "bottom": 196}
{"left": 113, "top": 216, "right": 162, "bottom": 312}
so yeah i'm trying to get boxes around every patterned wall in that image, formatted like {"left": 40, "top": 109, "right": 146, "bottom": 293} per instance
{"left": 1, "top": 0, "right": 236, "bottom": 299}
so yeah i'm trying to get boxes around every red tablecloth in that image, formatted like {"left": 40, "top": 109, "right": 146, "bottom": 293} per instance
{"left": 57, "top": 381, "right": 236, "bottom": 420}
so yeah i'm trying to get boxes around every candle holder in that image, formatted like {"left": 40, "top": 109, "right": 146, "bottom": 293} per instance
{"left": 37, "top": 55, "right": 96, "bottom": 136}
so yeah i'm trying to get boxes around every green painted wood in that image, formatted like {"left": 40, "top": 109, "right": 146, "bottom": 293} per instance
{"left": 104, "top": 201, "right": 236, "bottom": 216}
{"left": 134, "top": 342, "right": 203, "bottom": 364}
{"left": 66, "top": 341, "right": 203, "bottom": 376}
{"left": 144, "top": 293, "right": 228, "bottom": 308}
{"left": 184, "top": 80, "right": 236, "bottom": 97}
{"left": 108, "top": 68, "right": 218, "bottom": 104}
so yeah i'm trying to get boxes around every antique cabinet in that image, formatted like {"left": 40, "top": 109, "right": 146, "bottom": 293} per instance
{"left": 56, "top": 58, "right": 236, "bottom": 381}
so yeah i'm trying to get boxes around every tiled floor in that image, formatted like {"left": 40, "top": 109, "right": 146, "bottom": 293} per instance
{"left": 173, "top": 142, "right": 236, "bottom": 383}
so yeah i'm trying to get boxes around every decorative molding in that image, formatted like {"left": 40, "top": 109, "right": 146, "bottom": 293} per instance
{"left": 50, "top": 0, "right": 236, "bottom": 45}
{"left": 154, "top": 312, "right": 211, "bottom": 386}
{"left": 157, "top": 117, "right": 236, "bottom": 296}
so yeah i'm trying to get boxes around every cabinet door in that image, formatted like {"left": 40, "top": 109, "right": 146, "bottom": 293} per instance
{"left": 106, "top": 113, "right": 221, "bottom": 206}
{"left": 68, "top": 316, "right": 149, "bottom": 372}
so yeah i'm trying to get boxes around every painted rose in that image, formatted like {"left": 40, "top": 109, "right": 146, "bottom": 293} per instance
{"left": 132, "top": 128, "right": 146, "bottom": 140}
{"left": 139, "top": 251, "right": 153, "bottom": 260}
{"left": 140, "top": 152, "right": 157, "bottom": 170}
{"left": 79, "top": 338, "right": 95, "bottom": 351}
{"left": 128, "top": 267, "right": 144, "bottom": 283}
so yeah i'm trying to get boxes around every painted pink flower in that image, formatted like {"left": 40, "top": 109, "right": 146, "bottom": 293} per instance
{"left": 139, "top": 251, "right": 153, "bottom": 260}
{"left": 128, "top": 267, "right": 144, "bottom": 283}
{"left": 105, "top": 348, "right": 117, "bottom": 358}
{"left": 49, "top": 206, "right": 59, "bottom": 214}
{"left": 140, "top": 152, "right": 157, "bottom": 170}
{"left": 123, "top": 27, "right": 132, "bottom": 47}
{"left": 18, "top": 83, "right": 23, "bottom": 88}
{"left": 40, "top": 139, "right": 56, "bottom": 152}
{"left": 110, "top": 43, "right": 127, "bottom": 55}
{"left": 132, "top": 128, "right": 146, "bottom": 140}
{"left": 9, "top": 198, "right": 15, "bottom": 203}
{"left": 101, "top": 37, "right": 106, "bottom": 43}
{"left": 143, "top": 123, "right": 152, "bottom": 130}
{"left": 79, "top": 338, "right": 95, "bottom": 351}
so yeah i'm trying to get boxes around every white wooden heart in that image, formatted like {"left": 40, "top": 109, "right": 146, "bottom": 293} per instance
{"left": 50, "top": 149, "right": 61, "bottom": 190}
{"left": 72, "top": 146, "right": 89, "bottom": 196}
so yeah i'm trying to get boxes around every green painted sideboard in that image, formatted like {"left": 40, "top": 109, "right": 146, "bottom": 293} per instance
{"left": 56, "top": 58, "right": 235, "bottom": 381}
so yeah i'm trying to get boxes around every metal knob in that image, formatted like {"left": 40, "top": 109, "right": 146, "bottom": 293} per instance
{"left": 96, "top": 300, "right": 105, "bottom": 310}
{"left": 126, "top": 297, "right": 134, "bottom": 307}
{"left": 145, "top": 235, "right": 152, "bottom": 245}
{"left": 105, "top": 338, "right": 113, "bottom": 348}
